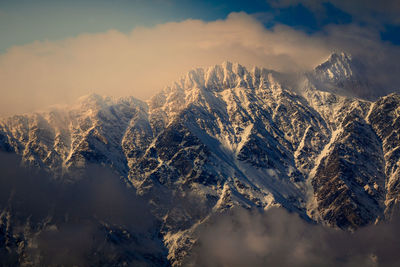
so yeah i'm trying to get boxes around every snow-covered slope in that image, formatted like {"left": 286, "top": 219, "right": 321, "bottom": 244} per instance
{"left": 1, "top": 53, "right": 399, "bottom": 266}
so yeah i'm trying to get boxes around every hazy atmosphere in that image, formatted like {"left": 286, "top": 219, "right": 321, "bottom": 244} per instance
{"left": 1, "top": 0, "right": 400, "bottom": 116}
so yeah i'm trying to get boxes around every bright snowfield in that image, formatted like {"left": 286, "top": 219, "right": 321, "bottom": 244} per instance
{"left": 1, "top": 52, "right": 400, "bottom": 266}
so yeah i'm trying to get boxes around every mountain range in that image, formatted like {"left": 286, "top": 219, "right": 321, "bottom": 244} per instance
{"left": 1, "top": 52, "right": 400, "bottom": 266}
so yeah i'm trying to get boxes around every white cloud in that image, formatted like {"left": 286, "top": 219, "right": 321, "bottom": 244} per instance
{"left": 0, "top": 12, "right": 399, "bottom": 116}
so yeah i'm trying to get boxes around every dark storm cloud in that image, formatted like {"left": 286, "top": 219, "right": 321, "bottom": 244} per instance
{"left": 185, "top": 207, "right": 400, "bottom": 267}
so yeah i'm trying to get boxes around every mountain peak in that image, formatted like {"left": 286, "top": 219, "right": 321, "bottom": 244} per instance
{"left": 220, "top": 60, "right": 233, "bottom": 70}
{"left": 314, "top": 51, "right": 354, "bottom": 82}
{"left": 329, "top": 51, "right": 352, "bottom": 62}
{"left": 308, "top": 52, "right": 382, "bottom": 100}
{"left": 172, "top": 62, "right": 274, "bottom": 93}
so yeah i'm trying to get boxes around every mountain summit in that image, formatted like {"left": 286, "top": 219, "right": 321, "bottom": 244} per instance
{"left": 315, "top": 52, "right": 354, "bottom": 83}
{"left": 310, "top": 52, "right": 380, "bottom": 99}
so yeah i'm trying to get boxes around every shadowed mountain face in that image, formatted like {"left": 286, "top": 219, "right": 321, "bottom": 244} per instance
{"left": 1, "top": 53, "right": 400, "bottom": 266}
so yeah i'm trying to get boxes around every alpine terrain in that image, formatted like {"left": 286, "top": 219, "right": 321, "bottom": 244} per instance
{"left": 1, "top": 52, "right": 400, "bottom": 266}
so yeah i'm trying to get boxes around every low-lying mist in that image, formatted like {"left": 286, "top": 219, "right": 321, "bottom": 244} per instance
{"left": 0, "top": 152, "right": 167, "bottom": 266}
{"left": 2, "top": 150, "right": 400, "bottom": 266}
{"left": 185, "top": 207, "right": 400, "bottom": 267}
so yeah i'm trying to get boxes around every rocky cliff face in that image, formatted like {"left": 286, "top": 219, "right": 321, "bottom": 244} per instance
{"left": 1, "top": 53, "right": 399, "bottom": 266}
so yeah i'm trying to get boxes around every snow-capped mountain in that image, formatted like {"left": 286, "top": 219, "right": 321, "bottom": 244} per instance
{"left": 309, "top": 52, "right": 379, "bottom": 100}
{"left": 1, "top": 52, "right": 400, "bottom": 266}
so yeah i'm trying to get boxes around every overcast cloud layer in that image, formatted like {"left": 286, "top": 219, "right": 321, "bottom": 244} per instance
{"left": 0, "top": 12, "right": 400, "bottom": 116}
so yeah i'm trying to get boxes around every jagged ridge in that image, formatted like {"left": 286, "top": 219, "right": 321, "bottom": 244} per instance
{"left": 1, "top": 53, "right": 400, "bottom": 266}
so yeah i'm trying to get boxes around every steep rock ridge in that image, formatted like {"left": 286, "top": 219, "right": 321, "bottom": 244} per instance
{"left": 311, "top": 112, "right": 385, "bottom": 229}
{"left": 368, "top": 94, "right": 400, "bottom": 218}
{"left": 301, "top": 60, "right": 387, "bottom": 228}
{"left": 0, "top": 54, "right": 400, "bottom": 265}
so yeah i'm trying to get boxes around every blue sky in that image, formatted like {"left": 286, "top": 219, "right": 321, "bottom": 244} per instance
{"left": 1, "top": 0, "right": 399, "bottom": 53}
